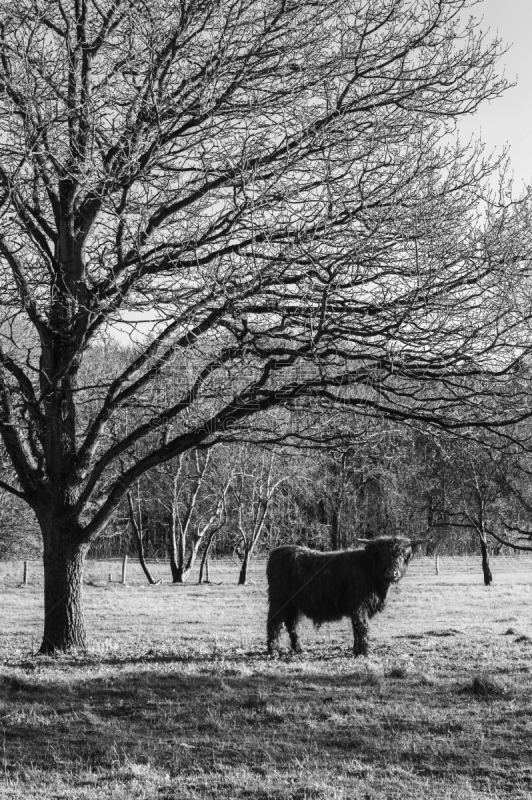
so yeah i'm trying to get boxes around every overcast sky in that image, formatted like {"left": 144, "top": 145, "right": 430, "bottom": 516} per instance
{"left": 458, "top": 0, "right": 532, "bottom": 189}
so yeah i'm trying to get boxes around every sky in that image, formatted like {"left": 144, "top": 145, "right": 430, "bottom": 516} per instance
{"left": 458, "top": 0, "right": 532, "bottom": 189}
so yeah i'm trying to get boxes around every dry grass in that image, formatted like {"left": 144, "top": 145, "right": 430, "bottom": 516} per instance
{"left": 1, "top": 556, "right": 532, "bottom": 798}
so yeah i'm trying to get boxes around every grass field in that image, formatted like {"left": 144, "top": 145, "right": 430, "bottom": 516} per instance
{"left": 1, "top": 556, "right": 532, "bottom": 799}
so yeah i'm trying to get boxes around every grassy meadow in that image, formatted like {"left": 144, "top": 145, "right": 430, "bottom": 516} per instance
{"left": 1, "top": 555, "right": 532, "bottom": 799}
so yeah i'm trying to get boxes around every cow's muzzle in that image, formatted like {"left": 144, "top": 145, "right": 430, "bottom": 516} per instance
{"left": 385, "top": 569, "right": 402, "bottom": 582}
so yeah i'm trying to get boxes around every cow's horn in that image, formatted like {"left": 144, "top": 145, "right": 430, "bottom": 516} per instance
{"left": 354, "top": 538, "right": 374, "bottom": 544}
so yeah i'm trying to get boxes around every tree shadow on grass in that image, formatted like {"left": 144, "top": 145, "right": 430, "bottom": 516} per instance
{"left": 12, "top": 642, "right": 361, "bottom": 669}
{"left": 1, "top": 662, "right": 532, "bottom": 791}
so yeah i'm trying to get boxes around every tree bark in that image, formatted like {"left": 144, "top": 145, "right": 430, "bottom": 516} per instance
{"left": 40, "top": 537, "right": 88, "bottom": 654}
{"left": 127, "top": 490, "right": 157, "bottom": 584}
{"left": 238, "top": 549, "right": 251, "bottom": 585}
{"left": 168, "top": 524, "right": 186, "bottom": 582}
{"left": 135, "top": 531, "right": 156, "bottom": 585}
{"left": 182, "top": 536, "right": 203, "bottom": 582}
{"left": 473, "top": 497, "right": 492, "bottom": 587}
{"left": 330, "top": 507, "right": 339, "bottom": 550}
{"left": 171, "top": 450, "right": 212, "bottom": 582}
{"left": 173, "top": 524, "right": 186, "bottom": 582}
{"left": 479, "top": 532, "right": 493, "bottom": 586}
{"left": 168, "top": 513, "right": 180, "bottom": 582}
{"left": 198, "top": 528, "right": 218, "bottom": 584}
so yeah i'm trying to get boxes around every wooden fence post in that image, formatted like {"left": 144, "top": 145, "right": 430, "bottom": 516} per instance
{"left": 23, "top": 560, "right": 28, "bottom": 585}
{"left": 121, "top": 555, "right": 128, "bottom": 584}
{"left": 435, "top": 554, "right": 440, "bottom": 575}
{"left": 109, "top": 573, "right": 113, "bottom": 583}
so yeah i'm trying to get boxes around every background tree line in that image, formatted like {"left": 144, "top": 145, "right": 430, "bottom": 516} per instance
{"left": 3, "top": 345, "right": 532, "bottom": 587}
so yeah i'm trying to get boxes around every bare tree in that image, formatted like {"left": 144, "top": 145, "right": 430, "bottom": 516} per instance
{"left": 421, "top": 432, "right": 529, "bottom": 583}
{"left": 231, "top": 447, "right": 288, "bottom": 584}
{"left": 154, "top": 446, "right": 230, "bottom": 581}
{"left": 126, "top": 483, "right": 158, "bottom": 585}
{"left": 435, "top": 449, "right": 496, "bottom": 585}
{"left": 0, "top": 0, "right": 530, "bottom": 651}
{"left": 311, "top": 448, "right": 375, "bottom": 549}
{"left": 198, "top": 524, "right": 219, "bottom": 585}
{"left": 160, "top": 450, "right": 212, "bottom": 582}
{"left": 163, "top": 455, "right": 185, "bottom": 583}
{"left": 192, "top": 477, "right": 230, "bottom": 583}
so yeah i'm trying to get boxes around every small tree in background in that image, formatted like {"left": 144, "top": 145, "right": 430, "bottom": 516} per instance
{"left": 230, "top": 446, "right": 290, "bottom": 584}
{"left": 126, "top": 482, "right": 159, "bottom": 585}
{"left": 164, "top": 450, "right": 212, "bottom": 583}
{"left": 417, "top": 428, "right": 532, "bottom": 583}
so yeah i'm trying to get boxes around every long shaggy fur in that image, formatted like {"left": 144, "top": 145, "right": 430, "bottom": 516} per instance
{"left": 266, "top": 537, "right": 415, "bottom": 656}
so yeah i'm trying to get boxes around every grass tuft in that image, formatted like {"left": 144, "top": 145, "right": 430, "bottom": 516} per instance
{"left": 467, "top": 674, "right": 512, "bottom": 698}
{"left": 243, "top": 693, "right": 268, "bottom": 711}
{"left": 387, "top": 665, "right": 408, "bottom": 679}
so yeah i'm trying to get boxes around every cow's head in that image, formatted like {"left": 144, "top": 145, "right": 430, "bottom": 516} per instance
{"left": 358, "top": 537, "right": 427, "bottom": 584}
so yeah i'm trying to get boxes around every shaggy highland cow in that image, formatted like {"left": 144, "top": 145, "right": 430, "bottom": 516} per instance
{"left": 266, "top": 537, "right": 424, "bottom": 656}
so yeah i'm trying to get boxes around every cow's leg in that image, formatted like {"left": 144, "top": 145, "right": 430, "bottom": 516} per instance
{"left": 267, "top": 606, "right": 284, "bottom": 654}
{"left": 351, "top": 611, "right": 369, "bottom": 656}
{"left": 285, "top": 608, "right": 302, "bottom": 653}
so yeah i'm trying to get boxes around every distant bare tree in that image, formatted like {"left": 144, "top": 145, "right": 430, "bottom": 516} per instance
{"left": 421, "top": 433, "right": 528, "bottom": 584}
{"left": 437, "top": 449, "right": 496, "bottom": 585}
{"left": 231, "top": 447, "right": 289, "bottom": 584}
{"left": 126, "top": 483, "right": 158, "bottom": 585}
{"left": 162, "top": 450, "right": 212, "bottom": 583}
{"left": 153, "top": 446, "right": 229, "bottom": 581}
{"left": 193, "top": 478, "right": 231, "bottom": 584}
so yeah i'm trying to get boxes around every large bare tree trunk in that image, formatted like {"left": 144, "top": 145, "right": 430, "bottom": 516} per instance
{"left": 40, "top": 534, "right": 88, "bottom": 654}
